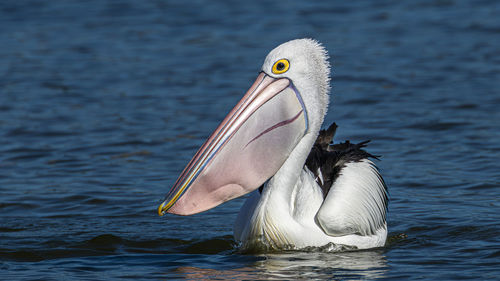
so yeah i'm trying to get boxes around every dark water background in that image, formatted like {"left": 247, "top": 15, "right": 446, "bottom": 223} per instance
{"left": 1, "top": 0, "right": 499, "bottom": 280}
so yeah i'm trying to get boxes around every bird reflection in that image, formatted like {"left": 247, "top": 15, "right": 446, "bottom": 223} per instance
{"left": 174, "top": 249, "right": 388, "bottom": 280}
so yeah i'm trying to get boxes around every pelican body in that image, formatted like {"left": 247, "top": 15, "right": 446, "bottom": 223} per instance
{"left": 159, "top": 39, "right": 388, "bottom": 250}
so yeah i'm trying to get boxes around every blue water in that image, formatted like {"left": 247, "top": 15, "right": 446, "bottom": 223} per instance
{"left": 1, "top": 0, "right": 499, "bottom": 280}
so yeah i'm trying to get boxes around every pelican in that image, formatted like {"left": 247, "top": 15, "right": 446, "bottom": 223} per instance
{"left": 158, "top": 39, "right": 388, "bottom": 250}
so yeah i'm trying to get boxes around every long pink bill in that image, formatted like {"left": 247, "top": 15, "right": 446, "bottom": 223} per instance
{"left": 158, "top": 73, "right": 308, "bottom": 215}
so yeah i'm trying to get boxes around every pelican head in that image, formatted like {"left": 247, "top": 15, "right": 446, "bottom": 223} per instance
{"left": 262, "top": 39, "right": 330, "bottom": 132}
{"left": 158, "top": 39, "right": 331, "bottom": 216}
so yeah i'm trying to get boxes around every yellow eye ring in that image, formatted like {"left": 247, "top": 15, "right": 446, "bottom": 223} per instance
{"left": 272, "top": 59, "right": 290, "bottom": 74}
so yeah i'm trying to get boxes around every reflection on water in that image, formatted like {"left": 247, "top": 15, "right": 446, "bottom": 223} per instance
{"left": 176, "top": 250, "right": 387, "bottom": 280}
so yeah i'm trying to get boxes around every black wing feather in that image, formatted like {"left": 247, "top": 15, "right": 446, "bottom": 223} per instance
{"left": 305, "top": 123, "right": 384, "bottom": 199}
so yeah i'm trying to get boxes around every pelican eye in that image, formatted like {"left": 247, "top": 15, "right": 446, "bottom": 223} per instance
{"left": 272, "top": 59, "right": 290, "bottom": 74}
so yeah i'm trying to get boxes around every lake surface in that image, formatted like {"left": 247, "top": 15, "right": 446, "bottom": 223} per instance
{"left": 1, "top": 0, "right": 499, "bottom": 280}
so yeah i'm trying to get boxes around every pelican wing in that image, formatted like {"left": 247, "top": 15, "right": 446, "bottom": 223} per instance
{"left": 305, "top": 123, "right": 388, "bottom": 237}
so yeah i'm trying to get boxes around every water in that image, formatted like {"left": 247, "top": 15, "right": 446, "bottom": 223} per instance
{"left": 1, "top": 0, "right": 499, "bottom": 279}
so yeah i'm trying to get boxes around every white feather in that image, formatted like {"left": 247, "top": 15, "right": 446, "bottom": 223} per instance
{"left": 235, "top": 164, "right": 387, "bottom": 250}
{"left": 316, "top": 159, "right": 387, "bottom": 237}
{"left": 316, "top": 167, "right": 324, "bottom": 186}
